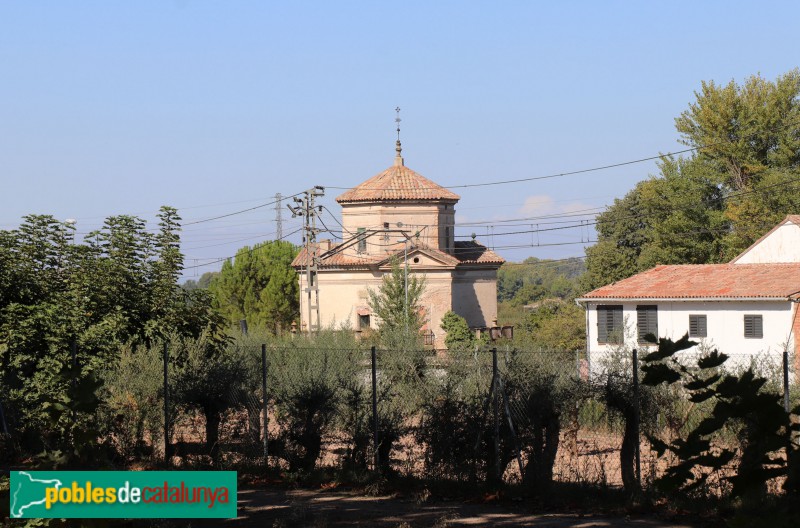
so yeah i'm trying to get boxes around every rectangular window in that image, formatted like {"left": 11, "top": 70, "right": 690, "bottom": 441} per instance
{"left": 637, "top": 305, "right": 658, "bottom": 343}
{"left": 689, "top": 314, "right": 707, "bottom": 338}
{"left": 358, "top": 314, "right": 370, "bottom": 330}
{"left": 744, "top": 314, "right": 763, "bottom": 338}
{"left": 597, "top": 305, "right": 623, "bottom": 344}
{"left": 357, "top": 227, "right": 366, "bottom": 253}
{"left": 444, "top": 226, "right": 451, "bottom": 250}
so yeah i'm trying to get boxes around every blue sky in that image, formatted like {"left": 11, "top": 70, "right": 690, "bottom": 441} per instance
{"left": 1, "top": 1, "right": 798, "bottom": 277}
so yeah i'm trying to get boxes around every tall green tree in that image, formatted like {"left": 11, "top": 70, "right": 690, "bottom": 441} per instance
{"left": 497, "top": 257, "right": 584, "bottom": 303}
{"left": 368, "top": 259, "right": 426, "bottom": 349}
{"left": 722, "top": 169, "right": 800, "bottom": 257}
{"left": 675, "top": 69, "right": 800, "bottom": 191}
{"left": 518, "top": 299, "right": 585, "bottom": 352}
{"left": 182, "top": 271, "right": 219, "bottom": 291}
{"left": 0, "top": 208, "right": 223, "bottom": 461}
{"left": 208, "top": 240, "right": 299, "bottom": 333}
{"left": 584, "top": 70, "right": 800, "bottom": 290}
{"left": 583, "top": 157, "right": 726, "bottom": 291}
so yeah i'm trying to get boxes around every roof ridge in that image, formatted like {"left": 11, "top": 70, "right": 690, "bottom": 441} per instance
{"left": 580, "top": 262, "right": 800, "bottom": 300}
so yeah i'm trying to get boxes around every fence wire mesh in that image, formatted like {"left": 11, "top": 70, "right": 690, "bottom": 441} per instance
{"left": 163, "top": 343, "right": 795, "bottom": 496}
{"left": 5, "top": 338, "right": 792, "bottom": 498}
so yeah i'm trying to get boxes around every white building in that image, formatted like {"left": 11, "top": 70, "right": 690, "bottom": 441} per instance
{"left": 576, "top": 216, "right": 800, "bottom": 374}
{"left": 731, "top": 215, "right": 800, "bottom": 264}
{"left": 291, "top": 142, "right": 504, "bottom": 348}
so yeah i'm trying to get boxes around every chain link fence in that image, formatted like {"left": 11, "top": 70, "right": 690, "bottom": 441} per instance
{"left": 2, "top": 338, "right": 794, "bottom": 498}
{"left": 156, "top": 342, "right": 797, "bottom": 496}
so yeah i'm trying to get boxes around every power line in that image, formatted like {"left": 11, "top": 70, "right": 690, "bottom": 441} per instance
{"left": 183, "top": 226, "right": 303, "bottom": 270}
{"left": 324, "top": 148, "right": 699, "bottom": 191}
{"left": 325, "top": 118, "right": 800, "bottom": 193}
{"left": 309, "top": 172, "right": 800, "bottom": 259}
{"left": 491, "top": 240, "right": 598, "bottom": 250}
{"left": 180, "top": 223, "right": 302, "bottom": 250}
{"left": 500, "top": 255, "right": 587, "bottom": 267}
{"left": 455, "top": 172, "right": 800, "bottom": 242}
{"left": 182, "top": 191, "right": 303, "bottom": 226}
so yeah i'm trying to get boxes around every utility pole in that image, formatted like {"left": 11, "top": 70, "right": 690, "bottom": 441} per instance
{"left": 404, "top": 241, "right": 408, "bottom": 333}
{"left": 274, "top": 193, "right": 283, "bottom": 240}
{"left": 288, "top": 186, "right": 325, "bottom": 334}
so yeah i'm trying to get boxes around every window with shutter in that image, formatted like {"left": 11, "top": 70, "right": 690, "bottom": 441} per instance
{"left": 743, "top": 314, "right": 763, "bottom": 338}
{"left": 637, "top": 305, "right": 658, "bottom": 343}
{"left": 597, "top": 305, "right": 623, "bottom": 344}
{"left": 689, "top": 314, "right": 707, "bottom": 338}
{"left": 357, "top": 227, "right": 366, "bottom": 253}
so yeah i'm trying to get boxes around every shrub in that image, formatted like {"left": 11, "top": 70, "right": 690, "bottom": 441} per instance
{"left": 268, "top": 329, "right": 363, "bottom": 472}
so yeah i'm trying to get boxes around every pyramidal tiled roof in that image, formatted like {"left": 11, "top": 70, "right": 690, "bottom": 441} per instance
{"left": 336, "top": 159, "right": 460, "bottom": 204}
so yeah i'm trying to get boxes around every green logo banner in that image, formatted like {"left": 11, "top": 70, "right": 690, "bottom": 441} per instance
{"left": 10, "top": 471, "right": 237, "bottom": 519}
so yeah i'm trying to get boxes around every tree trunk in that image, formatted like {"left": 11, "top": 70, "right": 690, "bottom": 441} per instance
{"left": 205, "top": 410, "right": 222, "bottom": 463}
{"left": 734, "top": 421, "right": 769, "bottom": 500}
{"left": 523, "top": 413, "right": 560, "bottom": 492}
{"left": 297, "top": 429, "right": 321, "bottom": 472}
{"left": 542, "top": 414, "right": 560, "bottom": 483}
{"left": 620, "top": 406, "right": 638, "bottom": 493}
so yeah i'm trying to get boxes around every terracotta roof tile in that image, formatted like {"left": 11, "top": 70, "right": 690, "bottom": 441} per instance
{"left": 292, "top": 240, "right": 503, "bottom": 269}
{"left": 336, "top": 163, "right": 460, "bottom": 203}
{"left": 453, "top": 241, "right": 505, "bottom": 265}
{"left": 291, "top": 246, "right": 383, "bottom": 269}
{"left": 579, "top": 263, "right": 800, "bottom": 300}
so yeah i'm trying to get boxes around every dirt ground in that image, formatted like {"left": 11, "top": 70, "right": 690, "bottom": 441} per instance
{"left": 190, "top": 488, "right": 697, "bottom": 528}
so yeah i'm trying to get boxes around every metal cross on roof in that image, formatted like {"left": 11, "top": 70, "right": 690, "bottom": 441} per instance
{"left": 395, "top": 106, "right": 401, "bottom": 140}
{"left": 394, "top": 106, "right": 402, "bottom": 159}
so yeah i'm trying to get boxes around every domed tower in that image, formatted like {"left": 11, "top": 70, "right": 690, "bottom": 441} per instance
{"left": 292, "top": 139, "right": 503, "bottom": 348}
{"left": 335, "top": 141, "right": 460, "bottom": 256}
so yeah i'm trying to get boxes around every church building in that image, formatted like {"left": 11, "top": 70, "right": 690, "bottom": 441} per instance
{"left": 291, "top": 140, "right": 504, "bottom": 348}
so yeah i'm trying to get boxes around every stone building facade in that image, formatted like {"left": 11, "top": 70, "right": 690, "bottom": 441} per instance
{"left": 291, "top": 145, "right": 503, "bottom": 348}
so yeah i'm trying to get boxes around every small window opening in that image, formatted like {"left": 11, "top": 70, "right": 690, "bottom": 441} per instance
{"left": 744, "top": 314, "right": 763, "bottom": 338}
{"left": 357, "top": 227, "right": 366, "bottom": 253}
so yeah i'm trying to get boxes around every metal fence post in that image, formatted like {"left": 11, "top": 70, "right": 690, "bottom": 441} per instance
{"left": 163, "top": 341, "right": 170, "bottom": 465}
{"left": 262, "top": 344, "right": 269, "bottom": 467}
{"left": 784, "top": 347, "right": 790, "bottom": 413}
{"left": 632, "top": 348, "right": 642, "bottom": 490}
{"left": 492, "top": 347, "right": 501, "bottom": 483}
{"left": 371, "top": 346, "right": 379, "bottom": 471}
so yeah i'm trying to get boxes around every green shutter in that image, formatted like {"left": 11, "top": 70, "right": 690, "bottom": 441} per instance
{"left": 597, "top": 308, "right": 608, "bottom": 342}
{"left": 637, "top": 305, "right": 658, "bottom": 343}
{"left": 598, "top": 305, "right": 622, "bottom": 344}
{"left": 744, "top": 314, "right": 763, "bottom": 338}
{"left": 689, "top": 314, "right": 707, "bottom": 338}
{"left": 357, "top": 227, "right": 366, "bottom": 253}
